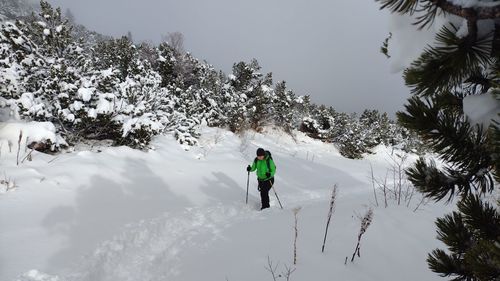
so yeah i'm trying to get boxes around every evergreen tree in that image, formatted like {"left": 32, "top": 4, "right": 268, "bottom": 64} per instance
{"left": 156, "top": 42, "right": 177, "bottom": 87}
{"left": 334, "top": 113, "right": 370, "bottom": 159}
{"left": 273, "top": 80, "right": 296, "bottom": 133}
{"left": 94, "top": 36, "right": 138, "bottom": 81}
{"left": 0, "top": 20, "right": 39, "bottom": 99}
{"left": 376, "top": 1, "right": 500, "bottom": 280}
{"left": 312, "top": 105, "right": 335, "bottom": 140}
{"left": 227, "top": 59, "right": 267, "bottom": 132}
{"left": 29, "top": 0, "right": 73, "bottom": 58}
{"left": 200, "top": 69, "right": 230, "bottom": 127}
{"left": 247, "top": 71, "right": 273, "bottom": 131}
{"left": 175, "top": 52, "right": 203, "bottom": 90}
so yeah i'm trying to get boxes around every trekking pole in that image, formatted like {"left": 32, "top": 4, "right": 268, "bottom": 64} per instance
{"left": 246, "top": 171, "right": 250, "bottom": 204}
{"left": 270, "top": 181, "right": 283, "bottom": 209}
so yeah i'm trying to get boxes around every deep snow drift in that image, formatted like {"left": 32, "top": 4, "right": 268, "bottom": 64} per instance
{"left": 0, "top": 125, "right": 453, "bottom": 281}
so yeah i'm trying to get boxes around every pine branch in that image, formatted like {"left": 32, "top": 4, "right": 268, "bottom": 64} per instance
{"left": 436, "top": 212, "right": 473, "bottom": 254}
{"left": 427, "top": 248, "right": 471, "bottom": 279}
{"left": 398, "top": 96, "right": 494, "bottom": 184}
{"left": 404, "top": 24, "right": 492, "bottom": 97}
{"left": 492, "top": 120, "right": 500, "bottom": 183}
{"left": 430, "top": 0, "right": 500, "bottom": 21}
{"left": 376, "top": 0, "right": 419, "bottom": 14}
{"left": 414, "top": 1, "right": 442, "bottom": 29}
{"left": 428, "top": 196, "right": 500, "bottom": 280}
{"left": 457, "top": 195, "right": 500, "bottom": 240}
{"left": 378, "top": 0, "right": 500, "bottom": 27}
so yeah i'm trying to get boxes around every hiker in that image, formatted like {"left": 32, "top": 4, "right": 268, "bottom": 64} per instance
{"left": 247, "top": 148, "right": 276, "bottom": 210}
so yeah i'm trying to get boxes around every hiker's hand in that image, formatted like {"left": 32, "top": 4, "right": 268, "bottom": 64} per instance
{"left": 246, "top": 165, "right": 251, "bottom": 172}
{"left": 266, "top": 172, "right": 271, "bottom": 178}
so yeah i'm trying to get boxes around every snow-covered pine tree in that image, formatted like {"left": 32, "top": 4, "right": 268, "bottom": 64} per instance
{"left": 94, "top": 36, "right": 138, "bottom": 81}
{"left": 28, "top": 0, "right": 72, "bottom": 58}
{"left": 226, "top": 59, "right": 265, "bottom": 132}
{"left": 174, "top": 52, "right": 203, "bottom": 90}
{"left": 376, "top": 0, "right": 500, "bottom": 279}
{"left": 309, "top": 105, "right": 335, "bottom": 140}
{"left": 0, "top": 20, "right": 40, "bottom": 100}
{"left": 247, "top": 71, "right": 273, "bottom": 131}
{"left": 13, "top": 1, "right": 82, "bottom": 127}
{"left": 156, "top": 42, "right": 177, "bottom": 88}
{"left": 294, "top": 94, "right": 312, "bottom": 119}
{"left": 273, "top": 80, "right": 296, "bottom": 133}
{"left": 359, "top": 109, "right": 389, "bottom": 149}
{"left": 329, "top": 110, "right": 351, "bottom": 142}
{"left": 200, "top": 68, "right": 230, "bottom": 127}
{"left": 137, "top": 41, "right": 157, "bottom": 67}
{"left": 335, "top": 113, "right": 369, "bottom": 159}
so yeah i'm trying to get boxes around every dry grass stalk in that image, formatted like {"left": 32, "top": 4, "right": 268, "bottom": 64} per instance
{"left": 322, "top": 184, "right": 338, "bottom": 253}
{"left": 293, "top": 207, "right": 302, "bottom": 265}
{"left": 350, "top": 208, "right": 374, "bottom": 262}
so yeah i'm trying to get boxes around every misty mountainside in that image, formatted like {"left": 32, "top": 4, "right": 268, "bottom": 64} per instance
{"left": 0, "top": 0, "right": 424, "bottom": 159}
{"left": 0, "top": 0, "right": 37, "bottom": 21}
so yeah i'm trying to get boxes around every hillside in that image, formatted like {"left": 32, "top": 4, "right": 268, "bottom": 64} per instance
{"left": 1, "top": 126, "right": 453, "bottom": 281}
{"left": 0, "top": 0, "right": 37, "bottom": 21}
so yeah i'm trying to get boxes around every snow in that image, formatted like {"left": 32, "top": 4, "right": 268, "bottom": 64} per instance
{"left": 87, "top": 108, "right": 97, "bottom": 119}
{"left": 20, "top": 93, "right": 45, "bottom": 116}
{"left": 0, "top": 125, "right": 454, "bottom": 281}
{"left": 11, "top": 36, "right": 26, "bottom": 46}
{"left": 16, "top": 270, "right": 60, "bottom": 281}
{"left": 121, "top": 114, "right": 163, "bottom": 138}
{"left": 261, "top": 84, "right": 273, "bottom": 93}
{"left": 96, "top": 94, "right": 115, "bottom": 114}
{"left": 449, "top": 0, "right": 500, "bottom": 8}
{"left": 77, "top": 88, "right": 93, "bottom": 102}
{"left": 100, "top": 68, "right": 114, "bottom": 78}
{"left": 70, "top": 101, "right": 83, "bottom": 112}
{"left": 463, "top": 91, "right": 500, "bottom": 129}
{"left": 0, "top": 121, "right": 67, "bottom": 156}
{"left": 449, "top": 0, "right": 480, "bottom": 8}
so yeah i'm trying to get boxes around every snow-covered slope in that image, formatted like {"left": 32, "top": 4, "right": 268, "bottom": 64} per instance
{"left": 1, "top": 125, "right": 453, "bottom": 281}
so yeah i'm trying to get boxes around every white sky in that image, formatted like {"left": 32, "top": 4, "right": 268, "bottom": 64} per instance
{"left": 47, "top": 0, "right": 409, "bottom": 116}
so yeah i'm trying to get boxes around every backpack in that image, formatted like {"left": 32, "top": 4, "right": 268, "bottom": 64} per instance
{"left": 265, "top": 150, "right": 273, "bottom": 171}
{"left": 254, "top": 150, "right": 275, "bottom": 172}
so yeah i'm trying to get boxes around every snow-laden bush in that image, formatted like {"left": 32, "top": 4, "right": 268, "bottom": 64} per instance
{"left": 0, "top": 120, "right": 67, "bottom": 154}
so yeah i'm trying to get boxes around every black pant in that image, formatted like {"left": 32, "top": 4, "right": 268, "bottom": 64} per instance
{"left": 258, "top": 178, "right": 274, "bottom": 209}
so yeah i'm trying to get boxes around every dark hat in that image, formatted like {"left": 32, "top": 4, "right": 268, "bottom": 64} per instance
{"left": 256, "top": 148, "right": 265, "bottom": 156}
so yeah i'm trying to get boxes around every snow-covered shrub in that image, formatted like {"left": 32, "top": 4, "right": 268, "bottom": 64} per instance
{"left": 0, "top": 121, "right": 67, "bottom": 154}
{"left": 299, "top": 116, "right": 323, "bottom": 139}
{"left": 173, "top": 114, "right": 200, "bottom": 147}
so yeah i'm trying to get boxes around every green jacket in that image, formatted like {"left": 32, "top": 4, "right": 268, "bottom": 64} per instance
{"left": 249, "top": 154, "right": 276, "bottom": 181}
